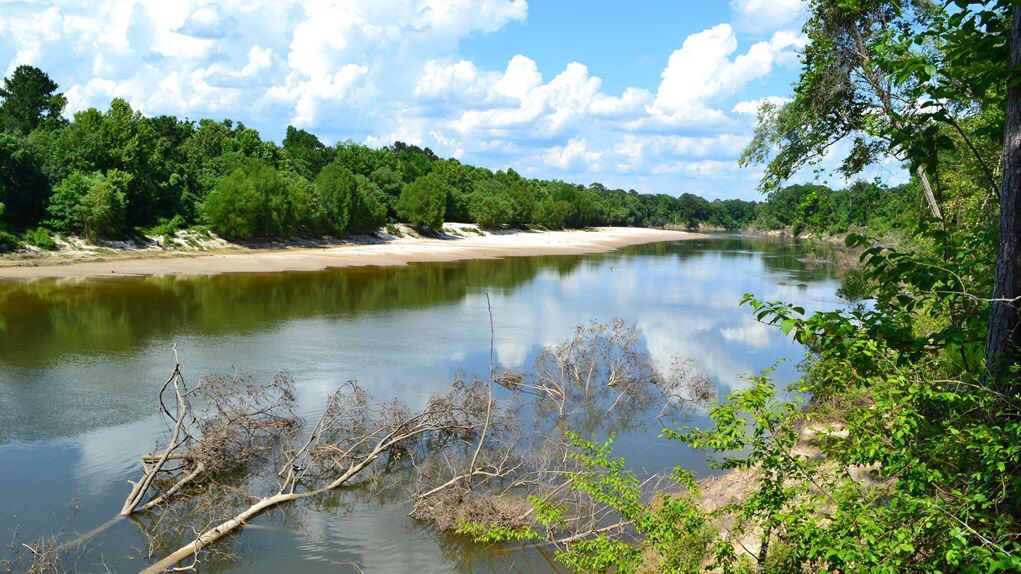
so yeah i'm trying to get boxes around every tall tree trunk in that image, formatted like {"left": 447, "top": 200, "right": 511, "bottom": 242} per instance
{"left": 916, "top": 165, "right": 943, "bottom": 221}
{"left": 987, "top": 6, "right": 1021, "bottom": 377}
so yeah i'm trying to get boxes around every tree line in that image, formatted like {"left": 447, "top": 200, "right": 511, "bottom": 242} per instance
{"left": 1, "top": 65, "right": 919, "bottom": 250}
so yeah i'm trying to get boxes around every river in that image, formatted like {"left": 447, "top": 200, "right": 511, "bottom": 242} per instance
{"left": 0, "top": 235, "right": 842, "bottom": 572}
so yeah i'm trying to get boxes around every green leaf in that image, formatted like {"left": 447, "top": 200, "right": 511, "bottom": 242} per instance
{"left": 780, "top": 318, "right": 797, "bottom": 336}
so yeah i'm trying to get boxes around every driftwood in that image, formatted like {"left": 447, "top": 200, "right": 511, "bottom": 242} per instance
{"left": 134, "top": 374, "right": 488, "bottom": 572}
{"left": 121, "top": 364, "right": 299, "bottom": 519}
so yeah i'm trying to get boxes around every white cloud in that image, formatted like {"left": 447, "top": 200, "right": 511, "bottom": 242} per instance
{"left": 1, "top": 0, "right": 528, "bottom": 128}
{"left": 650, "top": 160, "right": 733, "bottom": 177}
{"left": 732, "top": 95, "right": 788, "bottom": 115}
{"left": 589, "top": 87, "right": 653, "bottom": 119}
{"left": 415, "top": 59, "right": 494, "bottom": 101}
{"left": 544, "top": 137, "right": 603, "bottom": 170}
{"left": 731, "top": 0, "right": 806, "bottom": 34}
{"left": 445, "top": 59, "right": 607, "bottom": 139}
{"left": 645, "top": 24, "right": 805, "bottom": 128}
{"left": 176, "top": 5, "right": 236, "bottom": 39}
{"left": 492, "top": 55, "right": 542, "bottom": 101}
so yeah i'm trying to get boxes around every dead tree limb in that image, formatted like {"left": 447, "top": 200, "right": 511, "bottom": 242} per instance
{"left": 142, "top": 380, "right": 487, "bottom": 573}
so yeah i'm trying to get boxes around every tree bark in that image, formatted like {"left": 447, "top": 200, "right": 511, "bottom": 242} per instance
{"left": 916, "top": 165, "right": 943, "bottom": 221}
{"left": 987, "top": 6, "right": 1021, "bottom": 377}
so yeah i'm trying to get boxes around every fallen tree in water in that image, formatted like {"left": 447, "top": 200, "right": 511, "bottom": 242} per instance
{"left": 408, "top": 319, "right": 716, "bottom": 559}
{"left": 101, "top": 318, "right": 711, "bottom": 572}
{"left": 129, "top": 372, "right": 490, "bottom": 572}
{"left": 120, "top": 363, "right": 300, "bottom": 517}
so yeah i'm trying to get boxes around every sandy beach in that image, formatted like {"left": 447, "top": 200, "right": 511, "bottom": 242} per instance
{"left": 0, "top": 226, "right": 704, "bottom": 280}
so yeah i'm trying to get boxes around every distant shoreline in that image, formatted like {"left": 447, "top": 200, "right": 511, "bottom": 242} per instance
{"left": 0, "top": 226, "right": 705, "bottom": 280}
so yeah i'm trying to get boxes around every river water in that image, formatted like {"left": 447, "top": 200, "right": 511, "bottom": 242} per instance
{"left": 0, "top": 235, "right": 842, "bottom": 572}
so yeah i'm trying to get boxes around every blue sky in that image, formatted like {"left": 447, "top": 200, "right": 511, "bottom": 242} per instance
{"left": 0, "top": 0, "right": 824, "bottom": 200}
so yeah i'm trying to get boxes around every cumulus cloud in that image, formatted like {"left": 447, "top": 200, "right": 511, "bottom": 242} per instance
{"left": 731, "top": 0, "right": 806, "bottom": 34}
{"left": 644, "top": 24, "right": 805, "bottom": 128}
{"left": 544, "top": 137, "right": 604, "bottom": 170}
{"left": 414, "top": 59, "right": 495, "bottom": 102}
{"left": 176, "top": 5, "right": 237, "bottom": 39}
{"left": 732, "top": 95, "right": 788, "bottom": 115}
{"left": 0, "top": 0, "right": 528, "bottom": 127}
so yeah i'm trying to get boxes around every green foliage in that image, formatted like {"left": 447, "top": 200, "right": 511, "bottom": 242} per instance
{"left": 201, "top": 167, "right": 261, "bottom": 240}
{"left": 202, "top": 160, "right": 307, "bottom": 240}
{"left": 0, "top": 65, "right": 66, "bottom": 134}
{"left": 349, "top": 174, "right": 386, "bottom": 233}
{"left": 0, "top": 132, "right": 50, "bottom": 225}
{"left": 313, "top": 162, "right": 385, "bottom": 235}
{"left": 432, "top": 159, "right": 474, "bottom": 222}
{"left": 676, "top": 193, "right": 711, "bottom": 228}
{"left": 533, "top": 197, "right": 570, "bottom": 230}
{"left": 314, "top": 162, "right": 357, "bottom": 235}
{"left": 398, "top": 173, "right": 447, "bottom": 232}
{"left": 369, "top": 165, "right": 403, "bottom": 219}
{"left": 80, "top": 170, "right": 130, "bottom": 240}
{"left": 45, "top": 170, "right": 129, "bottom": 239}
{"left": 552, "top": 433, "right": 717, "bottom": 573}
{"left": 389, "top": 141, "right": 437, "bottom": 182}
{"left": 539, "top": 3, "right": 1020, "bottom": 573}
{"left": 46, "top": 171, "right": 92, "bottom": 233}
{"left": 141, "top": 214, "right": 187, "bottom": 241}
{"left": 505, "top": 179, "right": 537, "bottom": 225}
{"left": 282, "top": 125, "right": 331, "bottom": 178}
{"left": 0, "top": 202, "right": 14, "bottom": 250}
{"left": 468, "top": 191, "right": 514, "bottom": 228}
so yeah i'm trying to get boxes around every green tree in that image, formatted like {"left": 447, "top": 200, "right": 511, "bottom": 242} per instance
{"left": 533, "top": 197, "right": 570, "bottom": 230}
{"left": 504, "top": 179, "right": 536, "bottom": 226}
{"left": 431, "top": 159, "right": 473, "bottom": 222}
{"left": 0, "top": 65, "right": 66, "bottom": 134}
{"left": 676, "top": 193, "right": 710, "bottom": 228}
{"left": 468, "top": 192, "right": 514, "bottom": 228}
{"left": 389, "top": 141, "right": 437, "bottom": 182}
{"left": 46, "top": 171, "right": 93, "bottom": 232}
{"left": 0, "top": 132, "right": 50, "bottom": 226}
{"left": 349, "top": 174, "right": 386, "bottom": 233}
{"left": 282, "top": 125, "right": 331, "bottom": 179}
{"left": 398, "top": 173, "right": 447, "bottom": 232}
{"left": 333, "top": 141, "right": 397, "bottom": 177}
{"left": 314, "top": 161, "right": 358, "bottom": 235}
{"left": 369, "top": 166, "right": 403, "bottom": 219}
{"left": 738, "top": 1, "right": 950, "bottom": 219}
{"left": 202, "top": 161, "right": 297, "bottom": 239}
{"left": 201, "top": 168, "right": 261, "bottom": 239}
{"left": 45, "top": 170, "right": 129, "bottom": 239}
{"left": 80, "top": 170, "right": 129, "bottom": 240}
{"left": 278, "top": 170, "right": 317, "bottom": 235}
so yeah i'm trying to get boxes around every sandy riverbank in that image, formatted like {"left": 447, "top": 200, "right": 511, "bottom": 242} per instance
{"left": 0, "top": 226, "right": 705, "bottom": 280}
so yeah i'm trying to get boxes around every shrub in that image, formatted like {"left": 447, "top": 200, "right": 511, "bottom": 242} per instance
{"left": 22, "top": 227, "right": 56, "bottom": 250}
{"left": 202, "top": 161, "right": 305, "bottom": 240}
{"left": 534, "top": 198, "right": 570, "bottom": 230}
{"left": 202, "top": 168, "right": 262, "bottom": 239}
{"left": 349, "top": 175, "right": 386, "bottom": 233}
{"left": 46, "top": 170, "right": 129, "bottom": 239}
{"left": 143, "top": 214, "right": 187, "bottom": 240}
{"left": 468, "top": 192, "right": 514, "bottom": 228}
{"left": 398, "top": 173, "right": 447, "bottom": 232}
